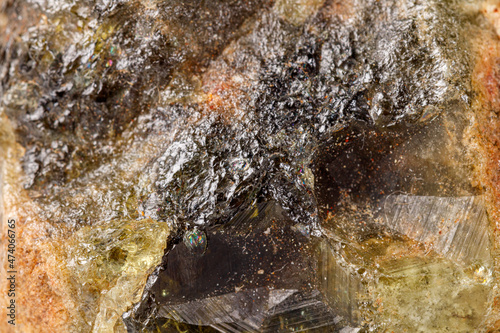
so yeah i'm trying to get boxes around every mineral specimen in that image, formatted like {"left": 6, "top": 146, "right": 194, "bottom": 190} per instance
{"left": 1, "top": 0, "right": 500, "bottom": 332}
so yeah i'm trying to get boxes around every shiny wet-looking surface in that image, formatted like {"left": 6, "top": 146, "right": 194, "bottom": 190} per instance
{"left": 0, "top": 0, "right": 499, "bottom": 332}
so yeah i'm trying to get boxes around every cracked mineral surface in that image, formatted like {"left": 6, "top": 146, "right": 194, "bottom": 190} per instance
{"left": 2, "top": 0, "right": 500, "bottom": 332}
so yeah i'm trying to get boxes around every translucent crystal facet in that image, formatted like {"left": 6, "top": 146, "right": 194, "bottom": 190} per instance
{"left": 381, "top": 195, "right": 491, "bottom": 265}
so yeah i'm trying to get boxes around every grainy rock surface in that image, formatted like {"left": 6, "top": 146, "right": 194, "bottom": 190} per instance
{"left": 1, "top": 0, "right": 500, "bottom": 332}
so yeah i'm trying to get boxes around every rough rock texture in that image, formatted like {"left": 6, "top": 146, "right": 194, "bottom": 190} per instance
{"left": 471, "top": 1, "right": 500, "bottom": 329}
{"left": 2, "top": 0, "right": 500, "bottom": 332}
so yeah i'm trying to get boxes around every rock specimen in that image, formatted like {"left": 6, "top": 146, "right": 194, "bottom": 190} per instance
{"left": 1, "top": 0, "right": 500, "bottom": 332}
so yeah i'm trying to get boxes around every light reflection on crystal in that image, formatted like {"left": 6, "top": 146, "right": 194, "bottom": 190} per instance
{"left": 381, "top": 195, "right": 491, "bottom": 265}
{"left": 183, "top": 229, "right": 207, "bottom": 256}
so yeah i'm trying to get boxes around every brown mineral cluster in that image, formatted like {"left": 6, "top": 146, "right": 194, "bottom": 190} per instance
{"left": 2, "top": 0, "right": 500, "bottom": 332}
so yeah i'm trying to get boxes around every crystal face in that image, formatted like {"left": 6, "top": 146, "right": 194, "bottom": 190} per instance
{"left": 1, "top": 0, "right": 500, "bottom": 332}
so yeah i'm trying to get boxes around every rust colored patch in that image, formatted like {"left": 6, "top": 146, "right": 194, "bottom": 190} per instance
{"left": 321, "top": 0, "right": 355, "bottom": 21}
{"left": 199, "top": 58, "right": 256, "bottom": 124}
{"left": 0, "top": 117, "right": 74, "bottom": 332}
{"left": 1, "top": 214, "right": 74, "bottom": 332}
{"left": 472, "top": 7, "right": 500, "bottom": 330}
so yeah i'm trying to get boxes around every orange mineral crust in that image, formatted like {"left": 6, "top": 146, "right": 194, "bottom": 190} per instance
{"left": 474, "top": 2, "right": 500, "bottom": 330}
{"left": 1, "top": 113, "right": 73, "bottom": 332}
